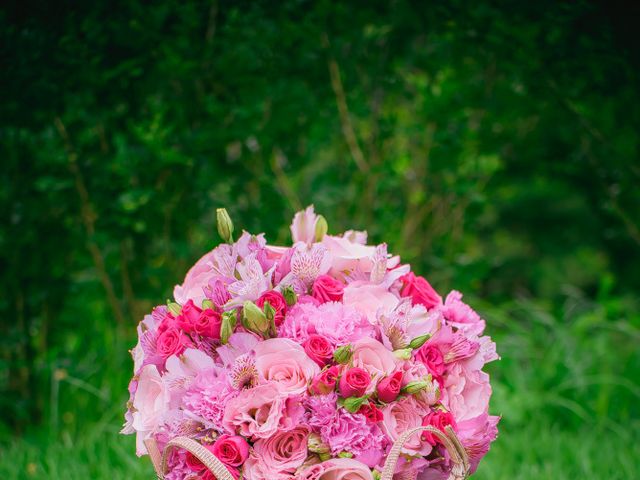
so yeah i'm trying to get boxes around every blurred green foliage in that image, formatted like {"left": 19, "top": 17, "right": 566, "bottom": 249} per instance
{"left": 1, "top": 0, "right": 639, "bottom": 478}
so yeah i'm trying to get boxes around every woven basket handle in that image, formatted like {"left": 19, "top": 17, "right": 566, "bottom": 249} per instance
{"left": 144, "top": 437, "right": 236, "bottom": 480}
{"left": 380, "top": 425, "right": 470, "bottom": 480}
{"left": 145, "top": 426, "right": 468, "bottom": 480}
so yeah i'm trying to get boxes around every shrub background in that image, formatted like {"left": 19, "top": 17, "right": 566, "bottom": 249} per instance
{"left": 1, "top": 1, "right": 639, "bottom": 478}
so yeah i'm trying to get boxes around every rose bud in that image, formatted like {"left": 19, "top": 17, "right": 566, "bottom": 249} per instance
{"left": 216, "top": 207, "right": 234, "bottom": 243}
{"left": 421, "top": 410, "right": 457, "bottom": 445}
{"left": 415, "top": 344, "right": 445, "bottom": 378}
{"left": 193, "top": 308, "right": 223, "bottom": 339}
{"left": 185, "top": 451, "right": 205, "bottom": 472}
{"left": 400, "top": 272, "right": 442, "bottom": 309}
{"left": 156, "top": 327, "right": 190, "bottom": 359}
{"left": 358, "top": 402, "right": 384, "bottom": 423}
{"left": 209, "top": 434, "right": 249, "bottom": 467}
{"left": 304, "top": 334, "right": 334, "bottom": 367}
{"left": 310, "top": 366, "right": 340, "bottom": 395}
{"left": 339, "top": 367, "right": 371, "bottom": 398}
{"left": 312, "top": 274, "right": 345, "bottom": 303}
{"left": 176, "top": 299, "right": 202, "bottom": 333}
{"left": 256, "top": 290, "right": 288, "bottom": 326}
{"left": 376, "top": 370, "right": 403, "bottom": 403}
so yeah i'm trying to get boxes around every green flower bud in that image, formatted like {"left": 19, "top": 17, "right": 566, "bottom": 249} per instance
{"left": 343, "top": 396, "right": 368, "bottom": 413}
{"left": 202, "top": 299, "right": 214, "bottom": 310}
{"left": 220, "top": 310, "right": 237, "bottom": 345}
{"left": 282, "top": 286, "right": 298, "bottom": 306}
{"left": 333, "top": 344, "right": 353, "bottom": 364}
{"left": 319, "top": 453, "right": 332, "bottom": 462}
{"left": 314, "top": 215, "right": 328, "bottom": 242}
{"left": 373, "top": 471, "right": 382, "bottom": 480}
{"left": 216, "top": 208, "right": 234, "bottom": 243}
{"left": 401, "top": 380, "right": 431, "bottom": 395}
{"left": 307, "top": 433, "right": 330, "bottom": 455}
{"left": 338, "top": 451, "right": 354, "bottom": 459}
{"left": 242, "top": 301, "right": 270, "bottom": 337}
{"left": 393, "top": 348, "right": 412, "bottom": 360}
{"left": 408, "top": 333, "right": 431, "bottom": 350}
{"left": 167, "top": 301, "right": 182, "bottom": 316}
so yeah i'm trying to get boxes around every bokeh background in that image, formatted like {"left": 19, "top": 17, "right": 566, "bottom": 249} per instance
{"left": 1, "top": 1, "right": 639, "bottom": 478}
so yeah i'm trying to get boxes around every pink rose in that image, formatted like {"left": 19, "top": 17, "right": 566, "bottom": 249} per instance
{"left": 244, "top": 427, "right": 309, "bottom": 479}
{"left": 156, "top": 327, "right": 190, "bottom": 359}
{"left": 298, "top": 457, "right": 374, "bottom": 480}
{"left": 256, "top": 290, "right": 288, "bottom": 327}
{"left": 210, "top": 434, "right": 250, "bottom": 467}
{"left": 415, "top": 344, "right": 445, "bottom": 379}
{"left": 178, "top": 299, "right": 202, "bottom": 331}
{"left": 304, "top": 335, "right": 334, "bottom": 367}
{"left": 185, "top": 451, "right": 206, "bottom": 472}
{"left": 223, "top": 383, "right": 304, "bottom": 439}
{"left": 376, "top": 371, "right": 403, "bottom": 403}
{"left": 310, "top": 366, "right": 340, "bottom": 395}
{"left": 380, "top": 396, "right": 431, "bottom": 456}
{"left": 339, "top": 367, "right": 371, "bottom": 398}
{"left": 131, "top": 364, "right": 169, "bottom": 455}
{"left": 202, "top": 468, "right": 240, "bottom": 480}
{"left": 400, "top": 272, "right": 442, "bottom": 309}
{"left": 421, "top": 411, "right": 457, "bottom": 445}
{"left": 343, "top": 282, "right": 399, "bottom": 324}
{"left": 350, "top": 338, "right": 397, "bottom": 384}
{"left": 443, "top": 364, "right": 492, "bottom": 423}
{"left": 358, "top": 403, "right": 383, "bottom": 423}
{"left": 254, "top": 338, "right": 320, "bottom": 394}
{"left": 312, "top": 274, "right": 344, "bottom": 303}
{"left": 192, "top": 308, "right": 222, "bottom": 339}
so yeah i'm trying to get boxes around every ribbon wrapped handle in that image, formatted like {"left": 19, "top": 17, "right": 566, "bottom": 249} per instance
{"left": 145, "top": 425, "right": 469, "bottom": 480}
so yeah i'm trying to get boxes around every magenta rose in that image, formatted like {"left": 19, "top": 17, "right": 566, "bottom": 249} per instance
{"left": 209, "top": 434, "right": 250, "bottom": 467}
{"left": 193, "top": 308, "right": 222, "bottom": 339}
{"left": 421, "top": 410, "right": 457, "bottom": 445}
{"left": 312, "top": 274, "right": 345, "bottom": 303}
{"left": 202, "top": 468, "right": 240, "bottom": 480}
{"left": 339, "top": 367, "right": 371, "bottom": 398}
{"left": 185, "top": 451, "right": 206, "bottom": 472}
{"left": 310, "top": 366, "right": 340, "bottom": 395}
{"left": 400, "top": 272, "right": 442, "bottom": 309}
{"left": 376, "top": 370, "right": 403, "bottom": 403}
{"left": 156, "top": 327, "right": 190, "bottom": 359}
{"left": 177, "top": 299, "right": 203, "bottom": 332}
{"left": 358, "top": 403, "right": 384, "bottom": 423}
{"left": 415, "top": 344, "right": 445, "bottom": 378}
{"left": 256, "top": 290, "right": 287, "bottom": 326}
{"left": 304, "top": 334, "right": 334, "bottom": 367}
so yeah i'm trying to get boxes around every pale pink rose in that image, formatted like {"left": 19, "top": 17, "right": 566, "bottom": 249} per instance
{"left": 351, "top": 338, "right": 397, "bottom": 385}
{"left": 244, "top": 427, "right": 309, "bottom": 479}
{"left": 254, "top": 338, "right": 320, "bottom": 394}
{"left": 298, "top": 458, "right": 375, "bottom": 480}
{"left": 131, "top": 364, "right": 169, "bottom": 455}
{"left": 343, "top": 281, "right": 399, "bottom": 324}
{"left": 223, "top": 383, "right": 304, "bottom": 439}
{"left": 455, "top": 413, "right": 500, "bottom": 473}
{"left": 443, "top": 363, "right": 492, "bottom": 423}
{"left": 380, "top": 396, "right": 431, "bottom": 456}
{"left": 322, "top": 235, "right": 377, "bottom": 275}
{"left": 291, "top": 205, "right": 322, "bottom": 244}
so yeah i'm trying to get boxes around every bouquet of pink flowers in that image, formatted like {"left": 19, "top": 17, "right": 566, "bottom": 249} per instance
{"left": 122, "top": 207, "right": 499, "bottom": 480}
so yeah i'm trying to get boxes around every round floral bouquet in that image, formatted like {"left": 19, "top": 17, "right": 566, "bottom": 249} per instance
{"left": 122, "top": 206, "right": 499, "bottom": 480}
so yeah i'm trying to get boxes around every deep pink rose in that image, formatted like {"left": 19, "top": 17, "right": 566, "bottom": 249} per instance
{"left": 192, "top": 308, "right": 222, "bottom": 339}
{"left": 185, "top": 451, "right": 206, "bottom": 472}
{"left": 310, "top": 366, "right": 340, "bottom": 395}
{"left": 376, "top": 371, "right": 403, "bottom": 403}
{"left": 304, "top": 334, "right": 334, "bottom": 367}
{"left": 202, "top": 468, "right": 240, "bottom": 480}
{"left": 177, "top": 299, "right": 203, "bottom": 332}
{"left": 156, "top": 327, "right": 190, "bottom": 359}
{"left": 339, "top": 367, "right": 371, "bottom": 398}
{"left": 400, "top": 272, "right": 442, "bottom": 309}
{"left": 210, "top": 434, "right": 250, "bottom": 467}
{"left": 415, "top": 344, "right": 445, "bottom": 378}
{"left": 312, "top": 274, "right": 344, "bottom": 303}
{"left": 358, "top": 403, "right": 384, "bottom": 423}
{"left": 256, "top": 290, "right": 287, "bottom": 326}
{"left": 421, "top": 411, "right": 457, "bottom": 445}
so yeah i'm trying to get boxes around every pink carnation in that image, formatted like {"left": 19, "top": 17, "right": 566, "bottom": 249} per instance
{"left": 182, "top": 368, "right": 237, "bottom": 432}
